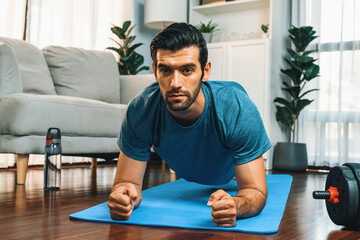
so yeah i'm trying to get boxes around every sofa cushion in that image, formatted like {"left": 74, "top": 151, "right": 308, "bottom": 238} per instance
{"left": 0, "top": 43, "right": 23, "bottom": 99}
{"left": 119, "top": 74, "right": 156, "bottom": 104}
{"left": 42, "top": 46, "right": 120, "bottom": 103}
{"left": 0, "top": 37, "right": 57, "bottom": 95}
{"left": 0, "top": 93, "right": 126, "bottom": 137}
{"left": 0, "top": 135, "right": 120, "bottom": 155}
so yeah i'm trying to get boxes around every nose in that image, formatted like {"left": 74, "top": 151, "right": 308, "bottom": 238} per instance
{"left": 170, "top": 71, "right": 182, "bottom": 89}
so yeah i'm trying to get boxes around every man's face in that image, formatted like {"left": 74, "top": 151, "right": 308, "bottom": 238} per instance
{"left": 153, "top": 46, "right": 209, "bottom": 112}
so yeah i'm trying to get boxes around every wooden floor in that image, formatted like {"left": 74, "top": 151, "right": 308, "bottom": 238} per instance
{"left": 1, "top": 161, "right": 360, "bottom": 240}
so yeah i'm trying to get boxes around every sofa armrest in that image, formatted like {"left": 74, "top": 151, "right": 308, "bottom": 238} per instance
{"left": 0, "top": 43, "right": 23, "bottom": 100}
{"left": 119, "top": 74, "right": 156, "bottom": 104}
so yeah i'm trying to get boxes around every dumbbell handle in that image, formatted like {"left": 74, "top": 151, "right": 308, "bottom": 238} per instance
{"left": 313, "top": 187, "right": 339, "bottom": 204}
{"left": 313, "top": 191, "right": 330, "bottom": 199}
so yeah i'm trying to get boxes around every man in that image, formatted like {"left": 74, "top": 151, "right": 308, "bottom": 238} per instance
{"left": 108, "top": 23, "right": 271, "bottom": 227}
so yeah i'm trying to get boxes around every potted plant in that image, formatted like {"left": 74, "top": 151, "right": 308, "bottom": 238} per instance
{"left": 261, "top": 24, "right": 269, "bottom": 38}
{"left": 196, "top": 20, "right": 218, "bottom": 43}
{"left": 107, "top": 21, "right": 149, "bottom": 75}
{"left": 273, "top": 25, "right": 320, "bottom": 172}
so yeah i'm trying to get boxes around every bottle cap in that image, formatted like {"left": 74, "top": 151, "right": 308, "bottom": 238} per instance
{"left": 46, "top": 128, "right": 61, "bottom": 144}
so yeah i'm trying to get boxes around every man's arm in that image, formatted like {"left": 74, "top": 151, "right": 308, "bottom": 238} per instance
{"left": 207, "top": 156, "right": 267, "bottom": 227}
{"left": 108, "top": 151, "right": 148, "bottom": 220}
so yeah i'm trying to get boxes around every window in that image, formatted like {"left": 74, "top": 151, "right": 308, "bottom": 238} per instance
{"left": 302, "top": 0, "right": 360, "bottom": 166}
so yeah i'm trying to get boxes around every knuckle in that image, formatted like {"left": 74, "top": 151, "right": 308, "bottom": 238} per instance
{"left": 227, "top": 201, "right": 236, "bottom": 208}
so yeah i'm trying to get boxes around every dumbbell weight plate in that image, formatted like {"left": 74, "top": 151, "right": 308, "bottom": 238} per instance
{"left": 344, "top": 163, "right": 360, "bottom": 228}
{"left": 325, "top": 165, "right": 359, "bottom": 227}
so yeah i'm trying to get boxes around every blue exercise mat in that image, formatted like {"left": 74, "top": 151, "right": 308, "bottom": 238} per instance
{"left": 70, "top": 174, "right": 292, "bottom": 233}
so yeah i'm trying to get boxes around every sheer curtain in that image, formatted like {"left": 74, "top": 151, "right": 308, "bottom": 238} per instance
{"left": 0, "top": 0, "right": 27, "bottom": 38}
{"left": 0, "top": 0, "right": 133, "bottom": 167}
{"left": 27, "top": 0, "right": 133, "bottom": 50}
{"left": 298, "top": 0, "right": 360, "bottom": 167}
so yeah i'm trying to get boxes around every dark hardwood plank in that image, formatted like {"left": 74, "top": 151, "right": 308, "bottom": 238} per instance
{"left": 1, "top": 161, "right": 359, "bottom": 240}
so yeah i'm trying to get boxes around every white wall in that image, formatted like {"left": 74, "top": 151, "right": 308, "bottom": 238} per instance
{"left": 268, "top": 0, "right": 292, "bottom": 168}
{"left": 133, "top": 0, "right": 160, "bottom": 74}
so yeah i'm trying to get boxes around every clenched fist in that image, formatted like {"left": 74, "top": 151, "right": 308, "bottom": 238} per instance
{"left": 207, "top": 189, "right": 237, "bottom": 227}
{"left": 108, "top": 183, "right": 142, "bottom": 220}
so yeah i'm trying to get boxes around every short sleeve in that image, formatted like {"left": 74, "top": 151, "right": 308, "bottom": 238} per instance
{"left": 217, "top": 83, "right": 271, "bottom": 165}
{"left": 117, "top": 97, "right": 153, "bottom": 162}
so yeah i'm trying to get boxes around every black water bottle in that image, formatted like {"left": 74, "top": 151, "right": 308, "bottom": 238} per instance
{"left": 44, "top": 128, "right": 62, "bottom": 190}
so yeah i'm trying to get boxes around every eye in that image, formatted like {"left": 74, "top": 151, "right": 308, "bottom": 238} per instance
{"left": 182, "top": 68, "right": 193, "bottom": 74}
{"left": 159, "top": 68, "right": 171, "bottom": 74}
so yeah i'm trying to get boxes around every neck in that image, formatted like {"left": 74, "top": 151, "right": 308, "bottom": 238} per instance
{"left": 167, "top": 88, "right": 205, "bottom": 127}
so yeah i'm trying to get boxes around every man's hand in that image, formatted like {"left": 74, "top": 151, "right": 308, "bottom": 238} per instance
{"left": 108, "top": 183, "right": 142, "bottom": 220}
{"left": 207, "top": 189, "right": 237, "bottom": 227}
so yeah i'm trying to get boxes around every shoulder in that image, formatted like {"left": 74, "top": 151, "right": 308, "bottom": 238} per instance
{"left": 205, "top": 81, "right": 253, "bottom": 115}
{"left": 126, "top": 82, "right": 162, "bottom": 120}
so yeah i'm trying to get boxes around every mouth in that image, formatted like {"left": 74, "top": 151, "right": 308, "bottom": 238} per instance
{"left": 168, "top": 94, "right": 186, "bottom": 99}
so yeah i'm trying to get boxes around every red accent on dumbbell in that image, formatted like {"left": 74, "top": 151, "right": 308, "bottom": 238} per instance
{"left": 312, "top": 187, "right": 339, "bottom": 204}
{"left": 328, "top": 187, "right": 340, "bottom": 204}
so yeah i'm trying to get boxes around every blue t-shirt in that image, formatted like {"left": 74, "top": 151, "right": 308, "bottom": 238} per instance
{"left": 118, "top": 81, "right": 271, "bottom": 185}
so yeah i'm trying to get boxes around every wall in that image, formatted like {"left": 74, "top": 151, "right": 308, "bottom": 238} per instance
{"left": 133, "top": 0, "right": 159, "bottom": 74}
{"left": 268, "top": 0, "right": 292, "bottom": 168}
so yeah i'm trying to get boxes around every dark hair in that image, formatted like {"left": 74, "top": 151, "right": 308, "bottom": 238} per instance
{"left": 150, "top": 22, "right": 208, "bottom": 74}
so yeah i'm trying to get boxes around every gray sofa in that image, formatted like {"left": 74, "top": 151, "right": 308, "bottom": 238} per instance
{"left": 0, "top": 37, "right": 155, "bottom": 184}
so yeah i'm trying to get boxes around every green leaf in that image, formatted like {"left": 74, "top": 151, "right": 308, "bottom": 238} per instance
{"left": 275, "top": 106, "right": 294, "bottom": 129}
{"left": 288, "top": 25, "right": 318, "bottom": 52}
{"left": 109, "top": 37, "right": 123, "bottom": 48}
{"left": 134, "top": 66, "right": 150, "bottom": 75}
{"left": 281, "top": 68, "right": 302, "bottom": 85}
{"left": 106, "top": 47, "right": 118, "bottom": 52}
{"left": 294, "top": 99, "right": 314, "bottom": 116}
{"left": 118, "top": 64, "right": 128, "bottom": 75}
{"left": 299, "top": 89, "right": 319, "bottom": 99}
{"left": 274, "top": 97, "right": 294, "bottom": 113}
{"left": 110, "top": 25, "right": 122, "bottom": 38}
{"left": 304, "top": 64, "right": 320, "bottom": 80}
{"left": 261, "top": 24, "right": 269, "bottom": 33}
{"left": 282, "top": 85, "right": 301, "bottom": 99}
{"left": 196, "top": 20, "right": 218, "bottom": 33}
{"left": 124, "top": 36, "right": 136, "bottom": 48}
{"left": 126, "top": 25, "right": 136, "bottom": 37}
{"left": 285, "top": 59, "right": 303, "bottom": 74}
{"left": 295, "top": 55, "right": 314, "bottom": 64}
{"left": 287, "top": 48, "right": 299, "bottom": 59}
{"left": 282, "top": 81, "right": 290, "bottom": 88}
{"left": 303, "top": 49, "right": 318, "bottom": 56}
{"left": 122, "top": 21, "right": 131, "bottom": 32}
{"left": 128, "top": 43, "right": 143, "bottom": 55}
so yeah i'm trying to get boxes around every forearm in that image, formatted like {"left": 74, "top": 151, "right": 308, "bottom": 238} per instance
{"left": 233, "top": 188, "right": 267, "bottom": 218}
{"left": 111, "top": 153, "right": 148, "bottom": 209}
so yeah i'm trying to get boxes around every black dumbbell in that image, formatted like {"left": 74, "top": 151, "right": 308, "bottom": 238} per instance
{"left": 313, "top": 163, "right": 360, "bottom": 228}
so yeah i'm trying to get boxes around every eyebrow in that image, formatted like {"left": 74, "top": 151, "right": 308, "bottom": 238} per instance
{"left": 158, "top": 63, "right": 197, "bottom": 69}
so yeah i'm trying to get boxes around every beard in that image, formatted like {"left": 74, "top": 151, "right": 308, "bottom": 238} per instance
{"left": 165, "top": 80, "right": 202, "bottom": 112}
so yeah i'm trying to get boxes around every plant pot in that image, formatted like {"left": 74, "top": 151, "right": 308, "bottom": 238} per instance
{"left": 273, "top": 142, "right": 308, "bottom": 172}
{"left": 202, "top": 33, "right": 212, "bottom": 43}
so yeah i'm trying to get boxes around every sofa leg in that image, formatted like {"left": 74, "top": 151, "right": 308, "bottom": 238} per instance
{"left": 91, "top": 157, "right": 97, "bottom": 168}
{"left": 16, "top": 154, "right": 29, "bottom": 185}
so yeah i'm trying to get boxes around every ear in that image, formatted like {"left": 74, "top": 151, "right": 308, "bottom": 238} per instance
{"left": 201, "top": 61, "right": 211, "bottom": 82}
{"left": 152, "top": 62, "right": 158, "bottom": 82}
